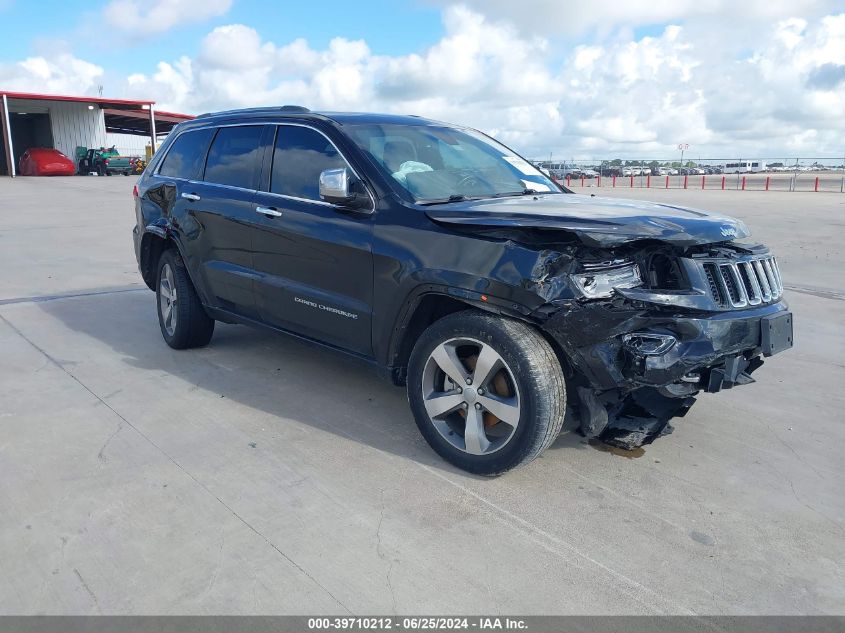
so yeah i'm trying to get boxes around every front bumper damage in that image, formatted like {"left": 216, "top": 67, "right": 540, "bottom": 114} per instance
{"left": 540, "top": 298, "right": 793, "bottom": 450}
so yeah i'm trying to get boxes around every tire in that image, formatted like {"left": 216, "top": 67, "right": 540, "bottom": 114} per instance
{"left": 156, "top": 249, "right": 215, "bottom": 349}
{"left": 407, "top": 310, "right": 566, "bottom": 475}
{"left": 96, "top": 163, "right": 105, "bottom": 177}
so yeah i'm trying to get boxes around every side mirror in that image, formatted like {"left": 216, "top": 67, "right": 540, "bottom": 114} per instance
{"left": 319, "top": 168, "right": 371, "bottom": 211}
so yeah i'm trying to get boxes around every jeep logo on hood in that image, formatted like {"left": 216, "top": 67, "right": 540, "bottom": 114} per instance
{"left": 720, "top": 226, "right": 738, "bottom": 238}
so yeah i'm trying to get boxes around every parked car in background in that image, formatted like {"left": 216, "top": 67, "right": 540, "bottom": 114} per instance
{"left": 536, "top": 162, "right": 569, "bottom": 180}
{"left": 563, "top": 167, "right": 598, "bottom": 180}
{"left": 18, "top": 148, "right": 76, "bottom": 176}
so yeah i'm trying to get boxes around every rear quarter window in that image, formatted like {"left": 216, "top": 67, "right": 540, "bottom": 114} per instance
{"left": 158, "top": 128, "right": 214, "bottom": 180}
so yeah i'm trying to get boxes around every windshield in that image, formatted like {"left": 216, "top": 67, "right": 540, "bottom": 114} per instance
{"left": 346, "top": 123, "right": 561, "bottom": 203}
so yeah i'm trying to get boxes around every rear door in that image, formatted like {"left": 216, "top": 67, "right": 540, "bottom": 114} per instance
{"left": 250, "top": 124, "right": 375, "bottom": 356}
{"left": 182, "top": 124, "right": 266, "bottom": 319}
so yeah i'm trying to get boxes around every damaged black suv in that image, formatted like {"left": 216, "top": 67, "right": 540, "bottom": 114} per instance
{"left": 132, "top": 107, "right": 793, "bottom": 475}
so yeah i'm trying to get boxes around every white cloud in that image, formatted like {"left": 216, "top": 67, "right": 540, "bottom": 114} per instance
{"left": 126, "top": 56, "right": 193, "bottom": 112}
{"left": 103, "top": 0, "right": 232, "bottom": 36}
{"left": 429, "top": 0, "right": 843, "bottom": 37}
{"left": 0, "top": 53, "right": 103, "bottom": 94}
{"left": 3, "top": 6, "right": 844, "bottom": 158}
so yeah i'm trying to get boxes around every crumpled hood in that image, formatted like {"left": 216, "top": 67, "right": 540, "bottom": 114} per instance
{"left": 424, "top": 193, "right": 750, "bottom": 246}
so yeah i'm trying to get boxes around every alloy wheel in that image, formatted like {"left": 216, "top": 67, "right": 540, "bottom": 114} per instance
{"left": 421, "top": 337, "right": 521, "bottom": 455}
{"left": 159, "top": 263, "right": 178, "bottom": 336}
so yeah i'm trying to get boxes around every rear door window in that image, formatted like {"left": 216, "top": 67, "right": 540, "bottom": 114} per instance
{"left": 270, "top": 126, "right": 348, "bottom": 200}
{"left": 158, "top": 128, "right": 214, "bottom": 180}
{"left": 203, "top": 125, "right": 264, "bottom": 190}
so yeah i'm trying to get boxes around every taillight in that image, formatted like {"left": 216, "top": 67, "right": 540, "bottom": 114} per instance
{"left": 103, "top": 159, "right": 109, "bottom": 165}
{"left": 133, "top": 184, "right": 139, "bottom": 198}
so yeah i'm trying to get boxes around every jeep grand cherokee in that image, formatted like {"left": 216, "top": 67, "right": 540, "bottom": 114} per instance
{"left": 132, "top": 106, "right": 793, "bottom": 475}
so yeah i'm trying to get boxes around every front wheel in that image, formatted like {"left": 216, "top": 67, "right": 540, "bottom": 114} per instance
{"left": 407, "top": 311, "right": 566, "bottom": 475}
{"left": 156, "top": 249, "right": 215, "bottom": 349}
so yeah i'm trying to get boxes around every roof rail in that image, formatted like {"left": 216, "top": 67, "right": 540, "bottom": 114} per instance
{"left": 197, "top": 105, "right": 311, "bottom": 118}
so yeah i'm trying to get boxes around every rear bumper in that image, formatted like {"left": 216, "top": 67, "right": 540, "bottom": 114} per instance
{"left": 132, "top": 225, "right": 142, "bottom": 265}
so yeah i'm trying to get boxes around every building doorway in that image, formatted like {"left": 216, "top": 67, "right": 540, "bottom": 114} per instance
{"left": 9, "top": 112, "right": 54, "bottom": 168}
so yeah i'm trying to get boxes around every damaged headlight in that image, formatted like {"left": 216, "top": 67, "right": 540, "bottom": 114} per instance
{"left": 572, "top": 263, "right": 642, "bottom": 298}
{"left": 623, "top": 333, "right": 677, "bottom": 356}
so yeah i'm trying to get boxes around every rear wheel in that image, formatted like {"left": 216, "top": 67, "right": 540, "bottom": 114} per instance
{"left": 156, "top": 249, "right": 215, "bottom": 349}
{"left": 407, "top": 311, "right": 566, "bottom": 475}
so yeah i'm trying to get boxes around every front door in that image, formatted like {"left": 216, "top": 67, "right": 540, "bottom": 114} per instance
{"left": 250, "top": 124, "right": 375, "bottom": 356}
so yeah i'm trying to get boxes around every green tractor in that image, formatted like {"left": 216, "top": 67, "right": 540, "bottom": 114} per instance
{"left": 76, "top": 146, "right": 135, "bottom": 176}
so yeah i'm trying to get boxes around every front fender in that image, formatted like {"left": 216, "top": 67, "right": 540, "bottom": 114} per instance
{"left": 384, "top": 282, "right": 541, "bottom": 376}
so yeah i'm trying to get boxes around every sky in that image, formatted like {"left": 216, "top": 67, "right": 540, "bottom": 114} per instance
{"left": 1, "top": 0, "right": 843, "bottom": 160}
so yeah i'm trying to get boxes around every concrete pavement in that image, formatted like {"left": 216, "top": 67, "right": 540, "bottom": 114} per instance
{"left": 0, "top": 176, "right": 843, "bottom": 614}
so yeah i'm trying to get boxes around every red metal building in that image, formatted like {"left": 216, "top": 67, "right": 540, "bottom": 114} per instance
{"left": 0, "top": 90, "right": 193, "bottom": 176}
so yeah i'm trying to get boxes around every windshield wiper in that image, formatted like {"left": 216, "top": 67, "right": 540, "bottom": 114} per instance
{"left": 417, "top": 194, "right": 469, "bottom": 206}
{"left": 489, "top": 188, "right": 548, "bottom": 198}
{"left": 417, "top": 188, "right": 554, "bottom": 205}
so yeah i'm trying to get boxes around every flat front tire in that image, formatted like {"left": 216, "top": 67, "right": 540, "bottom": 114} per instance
{"left": 156, "top": 249, "right": 215, "bottom": 349}
{"left": 407, "top": 311, "right": 566, "bottom": 475}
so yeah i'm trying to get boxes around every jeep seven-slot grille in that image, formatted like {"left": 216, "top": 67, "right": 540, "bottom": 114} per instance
{"left": 702, "top": 256, "right": 783, "bottom": 308}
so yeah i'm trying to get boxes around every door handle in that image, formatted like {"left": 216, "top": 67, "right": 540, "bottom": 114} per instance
{"left": 256, "top": 206, "right": 282, "bottom": 217}
{"left": 181, "top": 192, "right": 201, "bottom": 201}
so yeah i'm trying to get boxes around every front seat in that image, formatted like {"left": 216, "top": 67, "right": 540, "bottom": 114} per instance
{"left": 382, "top": 140, "right": 416, "bottom": 173}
